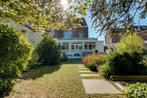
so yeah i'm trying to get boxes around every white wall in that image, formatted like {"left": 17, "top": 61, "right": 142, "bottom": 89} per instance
{"left": 96, "top": 41, "right": 104, "bottom": 52}
{"left": 9, "top": 22, "right": 43, "bottom": 46}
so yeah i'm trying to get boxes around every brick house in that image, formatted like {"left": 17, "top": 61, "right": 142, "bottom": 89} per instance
{"left": 105, "top": 26, "right": 147, "bottom": 52}
{"left": 53, "top": 19, "right": 104, "bottom": 58}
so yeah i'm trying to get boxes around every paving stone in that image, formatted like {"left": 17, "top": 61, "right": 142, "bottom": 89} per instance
{"left": 79, "top": 67, "right": 89, "bottom": 70}
{"left": 80, "top": 74, "right": 99, "bottom": 77}
{"left": 113, "top": 82, "right": 124, "bottom": 91}
{"left": 79, "top": 70, "right": 93, "bottom": 73}
{"left": 78, "top": 65, "right": 85, "bottom": 68}
{"left": 82, "top": 79, "right": 121, "bottom": 94}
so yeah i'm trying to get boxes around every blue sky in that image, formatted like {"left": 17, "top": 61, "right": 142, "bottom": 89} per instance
{"left": 85, "top": 11, "right": 147, "bottom": 41}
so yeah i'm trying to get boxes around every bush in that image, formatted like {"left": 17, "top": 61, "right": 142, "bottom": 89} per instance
{"left": 82, "top": 54, "right": 106, "bottom": 71}
{"left": 106, "top": 33, "right": 146, "bottom": 75}
{"left": 99, "top": 64, "right": 112, "bottom": 79}
{"left": 36, "top": 35, "right": 61, "bottom": 65}
{"left": 0, "top": 24, "right": 33, "bottom": 94}
{"left": 117, "top": 33, "right": 144, "bottom": 54}
{"left": 28, "top": 49, "right": 39, "bottom": 68}
{"left": 108, "top": 51, "right": 145, "bottom": 75}
{"left": 124, "top": 83, "right": 147, "bottom": 98}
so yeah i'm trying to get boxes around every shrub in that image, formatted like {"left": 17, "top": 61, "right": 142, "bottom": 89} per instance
{"left": 28, "top": 48, "right": 39, "bottom": 68}
{"left": 0, "top": 24, "right": 33, "bottom": 94}
{"left": 107, "top": 33, "right": 146, "bottom": 75}
{"left": 124, "top": 83, "right": 147, "bottom": 98}
{"left": 36, "top": 35, "right": 61, "bottom": 65}
{"left": 99, "top": 64, "right": 112, "bottom": 79}
{"left": 108, "top": 51, "right": 145, "bottom": 75}
{"left": 117, "top": 33, "right": 144, "bottom": 54}
{"left": 82, "top": 54, "right": 106, "bottom": 71}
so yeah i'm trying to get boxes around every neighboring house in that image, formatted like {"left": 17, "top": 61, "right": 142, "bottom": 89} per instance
{"left": 9, "top": 22, "right": 43, "bottom": 46}
{"left": 53, "top": 19, "right": 104, "bottom": 58}
{"left": 105, "top": 26, "right": 147, "bottom": 52}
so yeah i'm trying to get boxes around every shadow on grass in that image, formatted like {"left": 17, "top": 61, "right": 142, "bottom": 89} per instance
{"left": 20, "top": 59, "right": 83, "bottom": 80}
{"left": 19, "top": 64, "right": 61, "bottom": 80}
{"left": 64, "top": 59, "right": 83, "bottom": 64}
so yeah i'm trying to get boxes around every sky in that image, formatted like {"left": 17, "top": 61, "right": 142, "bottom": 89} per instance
{"left": 85, "top": 11, "right": 147, "bottom": 41}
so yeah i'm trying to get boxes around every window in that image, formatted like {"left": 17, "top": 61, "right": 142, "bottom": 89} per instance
{"left": 72, "top": 45, "right": 74, "bottom": 50}
{"left": 64, "top": 31, "right": 72, "bottom": 39}
{"left": 89, "top": 45, "right": 92, "bottom": 50}
{"left": 79, "top": 33, "right": 84, "bottom": 39}
{"left": 62, "top": 43, "right": 69, "bottom": 50}
{"left": 84, "top": 44, "right": 87, "bottom": 50}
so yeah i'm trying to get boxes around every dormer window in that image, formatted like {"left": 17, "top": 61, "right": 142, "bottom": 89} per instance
{"left": 64, "top": 31, "right": 72, "bottom": 39}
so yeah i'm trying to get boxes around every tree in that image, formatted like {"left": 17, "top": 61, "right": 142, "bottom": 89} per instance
{"left": 0, "top": 0, "right": 90, "bottom": 32}
{"left": 91, "top": 0, "right": 147, "bottom": 34}
{"left": 36, "top": 34, "right": 61, "bottom": 65}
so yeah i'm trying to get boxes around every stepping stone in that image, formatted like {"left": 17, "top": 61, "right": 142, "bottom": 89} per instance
{"left": 79, "top": 67, "right": 88, "bottom": 70}
{"left": 78, "top": 65, "right": 85, "bottom": 68}
{"left": 79, "top": 70, "right": 93, "bottom": 73}
{"left": 113, "top": 82, "right": 124, "bottom": 91}
{"left": 80, "top": 74, "right": 99, "bottom": 77}
{"left": 82, "top": 79, "right": 121, "bottom": 94}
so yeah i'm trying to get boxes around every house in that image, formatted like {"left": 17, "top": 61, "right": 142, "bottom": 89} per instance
{"left": 105, "top": 26, "right": 147, "bottom": 52}
{"left": 9, "top": 19, "right": 104, "bottom": 59}
{"left": 53, "top": 19, "right": 104, "bottom": 59}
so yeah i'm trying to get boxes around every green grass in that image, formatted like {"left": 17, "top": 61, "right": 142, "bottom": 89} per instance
{"left": 5, "top": 62, "right": 124, "bottom": 98}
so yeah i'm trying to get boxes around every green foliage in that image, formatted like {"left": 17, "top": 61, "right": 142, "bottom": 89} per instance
{"left": 124, "top": 83, "right": 147, "bottom": 98}
{"left": 108, "top": 51, "right": 145, "bottom": 75}
{"left": 36, "top": 35, "right": 61, "bottom": 66}
{"left": 92, "top": 0, "right": 147, "bottom": 33}
{"left": 82, "top": 54, "right": 107, "bottom": 71}
{"left": 106, "top": 33, "right": 146, "bottom": 75}
{"left": 28, "top": 49, "right": 39, "bottom": 68}
{"left": 105, "top": 34, "right": 146, "bottom": 75}
{"left": 0, "top": 0, "right": 90, "bottom": 32}
{"left": 117, "top": 33, "right": 144, "bottom": 54}
{"left": 0, "top": 79, "right": 14, "bottom": 95}
{"left": 0, "top": 24, "right": 33, "bottom": 94}
{"left": 99, "top": 64, "right": 112, "bottom": 79}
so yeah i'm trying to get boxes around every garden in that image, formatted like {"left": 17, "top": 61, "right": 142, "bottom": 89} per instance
{"left": 0, "top": 0, "right": 147, "bottom": 98}
{"left": 0, "top": 24, "right": 65, "bottom": 97}
{"left": 82, "top": 33, "right": 147, "bottom": 98}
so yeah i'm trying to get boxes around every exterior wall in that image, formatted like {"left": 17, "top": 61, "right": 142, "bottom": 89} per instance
{"left": 54, "top": 19, "right": 88, "bottom": 39}
{"left": 96, "top": 41, "right": 104, "bottom": 53}
{"left": 57, "top": 39, "right": 104, "bottom": 58}
{"left": 9, "top": 22, "right": 43, "bottom": 45}
{"left": 105, "top": 27, "right": 147, "bottom": 44}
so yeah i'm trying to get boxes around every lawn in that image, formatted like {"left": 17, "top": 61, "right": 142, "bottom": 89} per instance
{"left": 5, "top": 62, "right": 124, "bottom": 98}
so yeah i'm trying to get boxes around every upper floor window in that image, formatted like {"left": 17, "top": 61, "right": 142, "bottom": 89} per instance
{"left": 79, "top": 33, "right": 84, "bottom": 39}
{"left": 64, "top": 31, "right": 72, "bottom": 39}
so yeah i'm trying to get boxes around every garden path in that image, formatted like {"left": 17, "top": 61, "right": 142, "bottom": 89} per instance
{"left": 78, "top": 65, "right": 122, "bottom": 94}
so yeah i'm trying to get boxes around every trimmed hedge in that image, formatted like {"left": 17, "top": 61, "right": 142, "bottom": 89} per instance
{"left": 0, "top": 24, "right": 33, "bottom": 94}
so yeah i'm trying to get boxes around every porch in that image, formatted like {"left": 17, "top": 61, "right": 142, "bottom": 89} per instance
{"left": 57, "top": 39, "right": 104, "bottom": 58}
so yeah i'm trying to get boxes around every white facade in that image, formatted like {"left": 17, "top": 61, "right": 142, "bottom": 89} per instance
{"left": 9, "top": 22, "right": 42, "bottom": 45}
{"left": 57, "top": 39, "right": 104, "bottom": 58}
